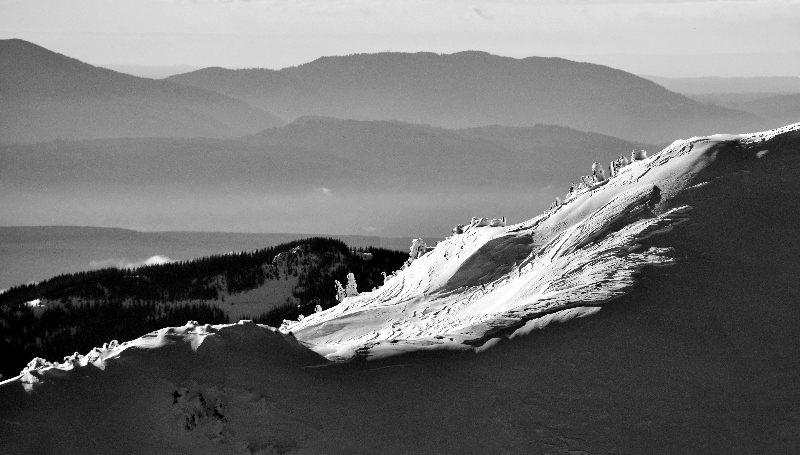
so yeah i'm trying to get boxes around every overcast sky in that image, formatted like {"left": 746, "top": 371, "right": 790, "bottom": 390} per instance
{"left": 2, "top": 0, "right": 800, "bottom": 76}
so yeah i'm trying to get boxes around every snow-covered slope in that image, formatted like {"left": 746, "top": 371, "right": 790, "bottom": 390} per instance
{"left": 1, "top": 123, "right": 798, "bottom": 454}
{"left": 285, "top": 123, "right": 798, "bottom": 361}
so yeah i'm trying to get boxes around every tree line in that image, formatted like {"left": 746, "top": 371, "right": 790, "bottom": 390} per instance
{"left": 0, "top": 237, "right": 408, "bottom": 380}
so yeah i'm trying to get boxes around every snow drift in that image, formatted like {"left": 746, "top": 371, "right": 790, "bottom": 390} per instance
{"left": 1, "top": 122, "right": 799, "bottom": 454}
{"left": 283, "top": 123, "right": 799, "bottom": 361}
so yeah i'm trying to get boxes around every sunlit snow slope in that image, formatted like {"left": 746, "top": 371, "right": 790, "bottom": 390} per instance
{"left": 1, "top": 123, "right": 799, "bottom": 455}
{"left": 286, "top": 122, "right": 800, "bottom": 360}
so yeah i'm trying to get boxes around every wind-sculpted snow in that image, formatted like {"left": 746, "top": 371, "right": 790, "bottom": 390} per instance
{"left": 2, "top": 123, "right": 799, "bottom": 455}
{"left": 284, "top": 122, "right": 800, "bottom": 361}
{"left": 3, "top": 122, "right": 799, "bottom": 384}
{"left": 0, "top": 320, "right": 319, "bottom": 392}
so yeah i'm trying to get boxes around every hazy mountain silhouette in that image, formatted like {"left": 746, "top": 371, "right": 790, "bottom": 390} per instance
{"left": 0, "top": 39, "right": 285, "bottom": 143}
{"left": 1, "top": 116, "right": 650, "bottom": 192}
{"left": 245, "top": 116, "right": 653, "bottom": 188}
{"left": 681, "top": 92, "right": 800, "bottom": 128}
{"left": 1, "top": 117, "right": 650, "bottom": 236}
{"left": 168, "top": 51, "right": 759, "bottom": 143}
{"left": 725, "top": 94, "right": 800, "bottom": 128}
{"left": 642, "top": 75, "right": 800, "bottom": 94}
{"left": 98, "top": 64, "right": 203, "bottom": 79}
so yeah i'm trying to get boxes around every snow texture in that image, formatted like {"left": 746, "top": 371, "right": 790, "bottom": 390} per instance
{"left": 3, "top": 122, "right": 799, "bottom": 378}
{"left": 2, "top": 123, "right": 800, "bottom": 455}
{"left": 277, "top": 122, "right": 800, "bottom": 361}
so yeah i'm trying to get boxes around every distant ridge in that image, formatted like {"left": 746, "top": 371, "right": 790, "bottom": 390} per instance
{"left": 0, "top": 39, "right": 285, "bottom": 143}
{"left": 0, "top": 225, "right": 431, "bottom": 290}
{"left": 243, "top": 116, "right": 653, "bottom": 188}
{"left": 0, "top": 117, "right": 651, "bottom": 236}
{"left": 98, "top": 64, "right": 203, "bottom": 79}
{"left": 169, "top": 51, "right": 760, "bottom": 143}
{"left": 641, "top": 75, "right": 800, "bottom": 94}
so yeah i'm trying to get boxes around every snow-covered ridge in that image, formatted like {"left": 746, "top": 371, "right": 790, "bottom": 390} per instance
{"left": 284, "top": 122, "right": 800, "bottom": 361}
{"left": 1, "top": 320, "right": 315, "bottom": 391}
{"left": 4, "top": 122, "right": 799, "bottom": 385}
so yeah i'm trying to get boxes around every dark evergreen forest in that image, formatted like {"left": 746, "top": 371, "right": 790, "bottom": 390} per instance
{"left": 0, "top": 237, "right": 407, "bottom": 380}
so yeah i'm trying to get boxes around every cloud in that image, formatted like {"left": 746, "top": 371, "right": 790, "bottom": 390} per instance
{"left": 471, "top": 7, "right": 495, "bottom": 19}
{"left": 316, "top": 187, "right": 333, "bottom": 196}
{"left": 184, "top": 0, "right": 265, "bottom": 3}
{"left": 89, "top": 255, "right": 173, "bottom": 270}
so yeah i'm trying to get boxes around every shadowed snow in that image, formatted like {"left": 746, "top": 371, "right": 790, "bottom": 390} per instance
{"left": 1, "top": 123, "right": 799, "bottom": 455}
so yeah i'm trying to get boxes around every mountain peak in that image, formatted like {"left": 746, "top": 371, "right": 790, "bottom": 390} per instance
{"left": 0, "top": 40, "right": 285, "bottom": 143}
{"left": 169, "top": 50, "right": 761, "bottom": 143}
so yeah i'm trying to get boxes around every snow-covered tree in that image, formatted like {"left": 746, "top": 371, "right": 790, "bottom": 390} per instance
{"left": 592, "top": 162, "right": 606, "bottom": 182}
{"left": 334, "top": 280, "right": 346, "bottom": 302}
{"left": 409, "top": 238, "right": 427, "bottom": 262}
{"left": 345, "top": 273, "right": 358, "bottom": 297}
{"left": 631, "top": 149, "right": 647, "bottom": 161}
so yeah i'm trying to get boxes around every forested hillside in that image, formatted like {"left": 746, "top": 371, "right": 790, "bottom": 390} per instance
{"left": 0, "top": 237, "right": 408, "bottom": 380}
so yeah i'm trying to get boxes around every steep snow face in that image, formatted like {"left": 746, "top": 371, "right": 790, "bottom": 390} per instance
{"left": 286, "top": 123, "right": 800, "bottom": 361}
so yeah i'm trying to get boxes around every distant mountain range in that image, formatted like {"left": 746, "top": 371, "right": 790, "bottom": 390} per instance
{"left": 1, "top": 40, "right": 777, "bottom": 144}
{"left": 681, "top": 93, "right": 800, "bottom": 129}
{"left": 731, "top": 94, "right": 800, "bottom": 128}
{"left": 167, "top": 51, "right": 761, "bottom": 143}
{"left": 0, "top": 39, "right": 284, "bottom": 143}
{"left": 2, "top": 39, "right": 793, "bottom": 236}
{"left": 0, "top": 117, "right": 652, "bottom": 193}
{"left": 98, "top": 64, "right": 203, "bottom": 80}
{"left": 637, "top": 76, "right": 800, "bottom": 128}
{"left": 241, "top": 116, "right": 652, "bottom": 190}
{"left": 641, "top": 75, "right": 800, "bottom": 94}
{"left": 0, "top": 117, "right": 652, "bottom": 236}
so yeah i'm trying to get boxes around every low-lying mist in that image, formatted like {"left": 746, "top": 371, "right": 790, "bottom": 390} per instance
{"left": 0, "top": 184, "right": 555, "bottom": 238}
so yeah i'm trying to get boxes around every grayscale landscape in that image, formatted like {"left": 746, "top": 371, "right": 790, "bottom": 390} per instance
{"left": 1, "top": 1, "right": 799, "bottom": 454}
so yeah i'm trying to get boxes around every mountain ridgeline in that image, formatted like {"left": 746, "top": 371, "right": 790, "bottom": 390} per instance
{"left": 168, "top": 51, "right": 762, "bottom": 143}
{"left": 0, "top": 40, "right": 780, "bottom": 145}
{"left": 641, "top": 75, "right": 800, "bottom": 94}
{"left": 0, "top": 39, "right": 284, "bottom": 143}
{"left": 0, "top": 237, "right": 409, "bottom": 380}
{"left": 640, "top": 75, "right": 800, "bottom": 129}
{"left": 2, "top": 118, "right": 651, "bottom": 192}
{"left": 0, "top": 117, "right": 654, "bottom": 236}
